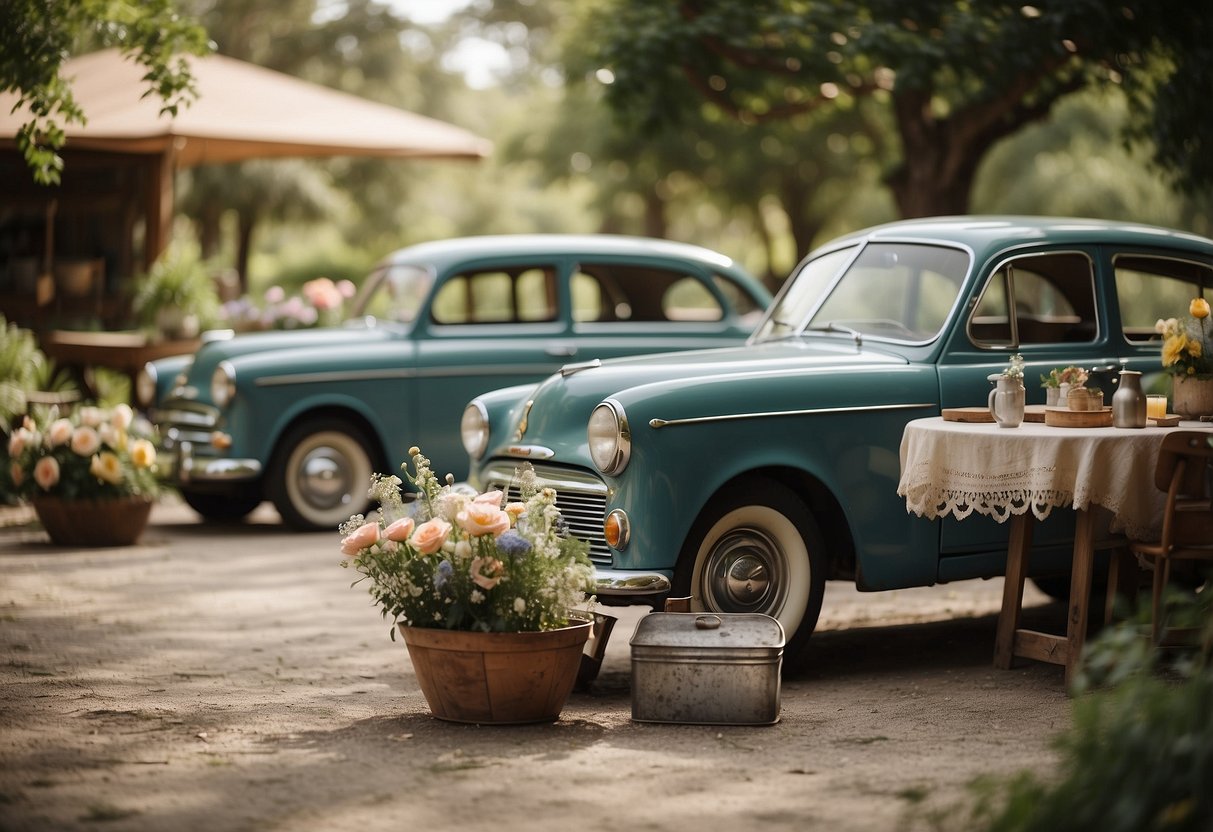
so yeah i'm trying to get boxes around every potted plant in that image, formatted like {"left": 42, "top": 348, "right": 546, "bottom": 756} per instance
{"left": 338, "top": 447, "right": 596, "bottom": 724}
{"left": 1156, "top": 297, "right": 1213, "bottom": 417}
{"left": 131, "top": 244, "right": 221, "bottom": 341}
{"left": 5, "top": 403, "right": 163, "bottom": 545}
{"left": 1042, "top": 365, "right": 1101, "bottom": 410}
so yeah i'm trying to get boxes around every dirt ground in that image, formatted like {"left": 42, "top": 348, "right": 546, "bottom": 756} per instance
{"left": 0, "top": 500, "right": 1072, "bottom": 832}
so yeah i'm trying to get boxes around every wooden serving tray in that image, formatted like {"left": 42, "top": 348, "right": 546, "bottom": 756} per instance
{"left": 941, "top": 404, "right": 1047, "bottom": 424}
{"left": 1150, "top": 414, "right": 1182, "bottom": 427}
{"left": 941, "top": 407, "right": 993, "bottom": 423}
{"left": 1044, "top": 406, "right": 1113, "bottom": 428}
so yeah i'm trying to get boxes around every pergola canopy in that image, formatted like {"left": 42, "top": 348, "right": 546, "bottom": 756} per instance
{"left": 0, "top": 48, "right": 493, "bottom": 166}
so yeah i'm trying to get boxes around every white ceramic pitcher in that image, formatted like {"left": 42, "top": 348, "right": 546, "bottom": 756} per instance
{"left": 988, "top": 376, "right": 1026, "bottom": 428}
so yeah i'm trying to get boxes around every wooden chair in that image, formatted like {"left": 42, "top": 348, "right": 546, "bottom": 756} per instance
{"left": 1128, "top": 431, "right": 1213, "bottom": 644}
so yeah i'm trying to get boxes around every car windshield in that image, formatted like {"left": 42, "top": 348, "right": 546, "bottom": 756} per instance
{"left": 349, "top": 263, "right": 434, "bottom": 323}
{"left": 754, "top": 242, "right": 970, "bottom": 344}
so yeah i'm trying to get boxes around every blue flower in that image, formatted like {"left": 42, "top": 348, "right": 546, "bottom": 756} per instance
{"left": 434, "top": 560, "right": 454, "bottom": 590}
{"left": 495, "top": 530, "right": 532, "bottom": 558}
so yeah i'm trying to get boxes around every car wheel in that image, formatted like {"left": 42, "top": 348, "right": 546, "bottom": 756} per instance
{"left": 181, "top": 488, "right": 262, "bottom": 522}
{"left": 268, "top": 419, "right": 376, "bottom": 531}
{"left": 675, "top": 477, "right": 826, "bottom": 673}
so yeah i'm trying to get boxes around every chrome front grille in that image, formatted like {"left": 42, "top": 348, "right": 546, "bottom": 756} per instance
{"left": 483, "top": 462, "right": 610, "bottom": 565}
{"left": 152, "top": 405, "right": 220, "bottom": 452}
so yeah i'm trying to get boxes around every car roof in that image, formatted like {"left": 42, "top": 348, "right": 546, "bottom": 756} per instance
{"left": 378, "top": 233, "right": 740, "bottom": 271}
{"left": 819, "top": 215, "right": 1213, "bottom": 258}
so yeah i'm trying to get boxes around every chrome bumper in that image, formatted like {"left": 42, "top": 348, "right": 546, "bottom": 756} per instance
{"left": 593, "top": 568, "right": 672, "bottom": 604}
{"left": 168, "top": 438, "right": 262, "bottom": 484}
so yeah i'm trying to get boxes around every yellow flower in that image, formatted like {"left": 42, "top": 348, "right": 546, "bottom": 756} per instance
{"left": 129, "top": 439, "right": 157, "bottom": 469}
{"left": 1162, "top": 334, "right": 1188, "bottom": 367}
{"left": 90, "top": 451, "right": 124, "bottom": 485}
{"left": 1191, "top": 297, "right": 1211, "bottom": 319}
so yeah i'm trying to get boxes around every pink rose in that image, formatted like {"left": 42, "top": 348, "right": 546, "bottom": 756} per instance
{"left": 34, "top": 456, "right": 59, "bottom": 490}
{"left": 7, "top": 430, "right": 26, "bottom": 457}
{"left": 340, "top": 521, "right": 380, "bottom": 556}
{"left": 384, "top": 517, "right": 415, "bottom": 542}
{"left": 457, "top": 502, "right": 511, "bottom": 537}
{"left": 473, "top": 490, "right": 505, "bottom": 507}
{"left": 70, "top": 426, "right": 100, "bottom": 457}
{"left": 470, "top": 556, "right": 504, "bottom": 590}
{"left": 47, "top": 419, "right": 73, "bottom": 447}
{"left": 409, "top": 518, "right": 452, "bottom": 554}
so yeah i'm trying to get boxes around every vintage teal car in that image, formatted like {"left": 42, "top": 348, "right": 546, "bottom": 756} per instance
{"left": 141, "top": 235, "right": 770, "bottom": 530}
{"left": 462, "top": 217, "right": 1213, "bottom": 669}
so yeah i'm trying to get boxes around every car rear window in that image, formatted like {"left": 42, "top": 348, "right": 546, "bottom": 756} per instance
{"left": 571, "top": 264, "right": 724, "bottom": 323}
{"left": 1114, "top": 255, "right": 1213, "bottom": 342}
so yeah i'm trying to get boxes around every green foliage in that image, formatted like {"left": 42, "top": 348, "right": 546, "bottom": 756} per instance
{"left": 0, "top": 314, "right": 47, "bottom": 430}
{"left": 582, "top": 0, "right": 1213, "bottom": 216}
{"left": 131, "top": 243, "right": 221, "bottom": 332}
{"left": 0, "top": 0, "right": 211, "bottom": 185}
{"left": 935, "top": 588, "right": 1213, "bottom": 832}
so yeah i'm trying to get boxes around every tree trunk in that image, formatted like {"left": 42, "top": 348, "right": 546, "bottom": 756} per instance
{"left": 234, "top": 212, "right": 256, "bottom": 295}
{"left": 885, "top": 90, "right": 975, "bottom": 218}
{"left": 642, "top": 190, "right": 666, "bottom": 238}
{"left": 195, "top": 202, "right": 223, "bottom": 259}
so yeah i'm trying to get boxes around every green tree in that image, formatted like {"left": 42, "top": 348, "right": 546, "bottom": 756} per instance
{"left": 583, "top": 0, "right": 1213, "bottom": 219}
{"left": 0, "top": 0, "right": 210, "bottom": 185}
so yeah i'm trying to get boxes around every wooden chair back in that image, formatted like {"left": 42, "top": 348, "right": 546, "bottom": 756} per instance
{"left": 1153, "top": 431, "right": 1213, "bottom": 548}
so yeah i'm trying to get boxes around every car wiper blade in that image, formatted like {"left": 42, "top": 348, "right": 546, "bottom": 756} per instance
{"left": 806, "top": 322, "right": 863, "bottom": 347}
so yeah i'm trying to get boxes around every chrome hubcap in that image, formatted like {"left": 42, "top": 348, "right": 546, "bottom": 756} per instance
{"left": 297, "top": 447, "right": 352, "bottom": 510}
{"left": 702, "top": 527, "right": 787, "bottom": 614}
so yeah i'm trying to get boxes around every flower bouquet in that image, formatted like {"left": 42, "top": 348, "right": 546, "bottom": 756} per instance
{"left": 4, "top": 403, "right": 163, "bottom": 545}
{"left": 1157, "top": 297, "right": 1213, "bottom": 416}
{"left": 338, "top": 447, "right": 597, "bottom": 723}
{"left": 339, "top": 446, "right": 595, "bottom": 635}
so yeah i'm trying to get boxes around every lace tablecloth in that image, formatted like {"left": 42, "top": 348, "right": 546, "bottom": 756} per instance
{"left": 897, "top": 417, "right": 1213, "bottom": 541}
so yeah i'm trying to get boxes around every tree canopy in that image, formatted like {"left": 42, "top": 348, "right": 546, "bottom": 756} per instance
{"left": 583, "top": 0, "right": 1213, "bottom": 217}
{"left": 0, "top": 0, "right": 211, "bottom": 185}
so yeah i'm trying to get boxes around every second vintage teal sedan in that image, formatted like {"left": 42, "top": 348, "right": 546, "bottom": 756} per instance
{"left": 142, "top": 235, "right": 770, "bottom": 530}
{"left": 462, "top": 217, "right": 1213, "bottom": 670}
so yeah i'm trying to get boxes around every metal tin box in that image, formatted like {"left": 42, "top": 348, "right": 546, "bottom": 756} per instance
{"left": 630, "top": 612, "right": 784, "bottom": 725}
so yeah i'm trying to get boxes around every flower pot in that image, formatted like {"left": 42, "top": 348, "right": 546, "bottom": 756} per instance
{"left": 32, "top": 496, "right": 153, "bottom": 547}
{"left": 1172, "top": 375, "right": 1213, "bottom": 418}
{"left": 399, "top": 618, "right": 593, "bottom": 724}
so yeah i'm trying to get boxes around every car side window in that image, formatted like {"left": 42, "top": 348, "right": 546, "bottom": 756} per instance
{"left": 571, "top": 264, "right": 723, "bottom": 323}
{"left": 969, "top": 252, "right": 1096, "bottom": 346}
{"left": 1113, "top": 255, "right": 1213, "bottom": 342}
{"left": 431, "top": 266, "right": 557, "bottom": 324}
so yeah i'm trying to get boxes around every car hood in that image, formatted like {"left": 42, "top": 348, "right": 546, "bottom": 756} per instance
{"left": 493, "top": 338, "right": 915, "bottom": 463}
{"left": 164, "top": 322, "right": 405, "bottom": 395}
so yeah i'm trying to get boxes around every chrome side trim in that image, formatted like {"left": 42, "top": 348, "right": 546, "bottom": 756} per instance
{"left": 649, "top": 401, "right": 937, "bottom": 429}
{"left": 255, "top": 364, "right": 560, "bottom": 387}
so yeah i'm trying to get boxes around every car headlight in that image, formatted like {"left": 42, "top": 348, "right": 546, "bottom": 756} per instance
{"left": 587, "top": 398, "right": 630, "bottom": 475}
{"left": 135, "top": 363, "right": 158, "bottom": 409}
{"left": 211, "top": 361, "right": 236, "bottom": 408}
{"left": 461, "top": 400, "right": 490, "bottom": 460}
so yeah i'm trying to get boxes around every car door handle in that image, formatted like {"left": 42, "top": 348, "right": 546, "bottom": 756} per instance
{"left": 545, "top": 343, "right": 577, "bottom": 357}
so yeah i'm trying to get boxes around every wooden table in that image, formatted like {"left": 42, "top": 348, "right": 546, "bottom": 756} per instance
{"left": 40, "top": 330, "right": 200, "bottom": 400}
{"left": 897, "top": 416, "right": 1213, "bottom": 687}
